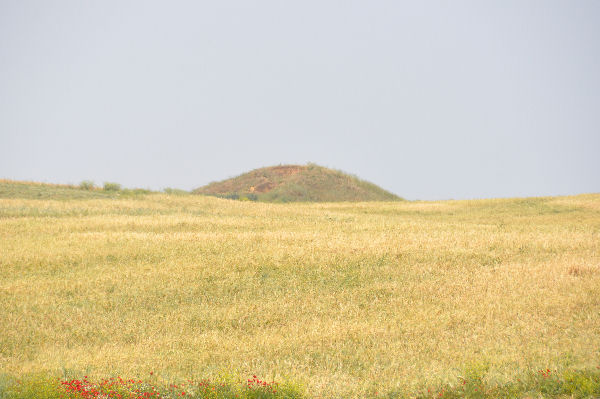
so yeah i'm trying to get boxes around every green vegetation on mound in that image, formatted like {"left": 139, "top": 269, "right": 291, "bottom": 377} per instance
{"left": 193, "top": 164, "right": 401, "bottom": 202}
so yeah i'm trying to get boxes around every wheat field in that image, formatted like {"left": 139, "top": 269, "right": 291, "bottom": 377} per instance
{"left": 1, "top": 189, "right": 599, "bottom": 398}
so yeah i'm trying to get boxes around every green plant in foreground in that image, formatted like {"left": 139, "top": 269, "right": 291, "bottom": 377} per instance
{"left": 0, "top": 373, "right": 305, "bottom": 399}
{"left": 413, "top": 367, "right": 600, "bottom": 399}
{"left": 2, "top": 368, "right": 600, "bottom": 398}
{"left": 0, "top": 373, "right": 62, "bottom": 399}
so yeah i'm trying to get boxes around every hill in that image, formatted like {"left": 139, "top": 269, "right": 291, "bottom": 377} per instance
{"left": 193, "top": 164, "right": 401, "bottom": 202}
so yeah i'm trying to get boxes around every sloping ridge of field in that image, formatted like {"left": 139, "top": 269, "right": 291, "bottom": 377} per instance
{"left": 193, "top": 164, "right": 401, "bottom": 202}
{"left": 0, "top": 179, "right": 118, "bottom": 200}
{"left": 0, "top": 181, "right": 599, "bottom": 398}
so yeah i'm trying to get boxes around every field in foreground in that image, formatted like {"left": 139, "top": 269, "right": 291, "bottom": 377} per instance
{"left": 1, "top": 182, "right": 599, "bottom": 398}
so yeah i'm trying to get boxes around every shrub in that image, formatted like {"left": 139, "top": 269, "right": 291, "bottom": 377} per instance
{"left": 103, "top": 182, "right": 121, "bottom": 192}
{"left": 79, "top": 181, "right": 95, "bottom": 191}
{"left": 239, "top": 194, "right": 257, "bottom": 202}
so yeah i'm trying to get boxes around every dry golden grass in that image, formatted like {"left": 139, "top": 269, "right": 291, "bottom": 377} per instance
{"left": 1, "top": 190, "right": 599, "bottom": 398}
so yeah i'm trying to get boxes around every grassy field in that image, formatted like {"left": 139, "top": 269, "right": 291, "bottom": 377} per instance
{"left": 1, "top": 182, "right": 599, "bottom": 398}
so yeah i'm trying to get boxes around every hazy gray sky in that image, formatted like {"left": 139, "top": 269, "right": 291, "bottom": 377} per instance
{"left": 1, "top": 1, "right": 598, "bottom": 200}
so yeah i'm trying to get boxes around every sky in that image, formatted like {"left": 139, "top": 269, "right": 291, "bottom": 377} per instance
{"left": 1, "top": 1, "right": 599, "bottom": 200}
